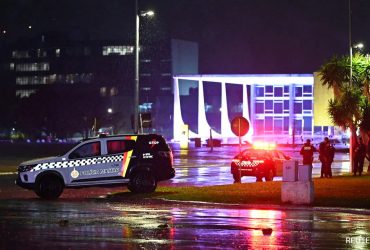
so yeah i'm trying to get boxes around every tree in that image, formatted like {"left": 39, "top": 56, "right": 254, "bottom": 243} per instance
{"left": 319, "top": 53, "right": 370, "bottom": 171}
{"left": 318, "top": 55, "right": 347, "bottom": 98}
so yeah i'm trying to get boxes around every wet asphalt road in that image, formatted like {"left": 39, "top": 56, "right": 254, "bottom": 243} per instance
{"left": 1, "top": 199, "right": 370, "bottom": 249}
{"left": 0, "top": 146, "right": 369, "bottom": 249}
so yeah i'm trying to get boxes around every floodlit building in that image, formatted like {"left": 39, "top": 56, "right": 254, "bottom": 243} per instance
{"left": 173, "top": 73, "right": 338, "bottom": 144}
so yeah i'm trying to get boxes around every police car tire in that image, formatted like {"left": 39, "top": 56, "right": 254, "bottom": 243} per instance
{"left": 233, "top": 173, "right": 241, "bottom": 182}
{"left": 35, "top": 175, "right": 64, "bottom": 199}
{"left": 128, "top": 171, "right": 157, "bottom": 193}
{"left": 265, "top": 169, "right": 274, "bottom": 181}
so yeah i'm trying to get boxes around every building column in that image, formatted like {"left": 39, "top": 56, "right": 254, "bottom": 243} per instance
{"left": 221, "top": 82, "right": 233, "bottom": 137}
{"left": 173, "top": 77, "right": 183, "bottom": 140}
{"left": 198, "top": 80, "right": 210, "bottom": 139}
{"left": 244, "top": 83, "right": 253, "bottom": 141}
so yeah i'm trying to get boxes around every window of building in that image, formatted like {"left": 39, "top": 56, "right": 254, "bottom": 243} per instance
{"left": 12, "top": 50, "right": 30, "bottom": 59}
{"left": 283, "top": 117, "right": 289, "bottom": 131}
{"left": 255, "top": 102, "right": 264, "bottom": 114}
{"left": 303, "top": 85, "right": 312, "bottom": 94}
{"left": 274, "top": 118, "right": 283, "bottom": 133}
{"left": 265, "top": 116, "right": 273, "bottom": 131}
{"left": 9, "top": 63, "right": 15, "bottom": 70}
{"left": 303, "top": 100, "right": 312, "bottom": 110}
{"left": 141, "top": 87, "right": 151, "bottom": 91}
{"left": 55, "top": 49, "right": 61, "bottom": 57}
{"left": 284, "top": 85, "right": 289, "bottom": 93}
{"left": 255, "top": 86, "right": 264, "bottom": 97}
{"left": 110, "top": 87, "right": 118, "bottom": 96}
{"left": 294, "top": 119, "right": 302, "bottom": 133}
{"left": 303, "top": 116, "right": 312, "bottom": 132}
{"left": 37, "top": 49, "right": 47, "bottom": 58}
{"left": 102, "top": 46, "right": 134, "bottom": 56}
{"left": 274, "top": 87, "right": 283, "bottom": 97}
{"left": 265, "top": 85, "right": 273, "bottom": 96}
{"left": 100, "top": 87, "right": 107, "bottom": 97}
{"left": 265, "top": 100, "right": 273, "bottom": 110}
{"left": 274, "top": 102, "right": 283, "bottom": 113}
{"left": 294, "top": 102, "right": 302, "bottom": 114}
{"left": 161, "top": 87, "right": 171, "bottom": 91}
{"left": 15, "top": 63, "right": 49, "bottom": 72}
{"left": 15, "top": 89, "right": 37, "bottom": 98}
{"left": 283, "top": 100, "right": 289, "bottom": 111}
{"left": 295, "top": 86, "right": 302, "bottom": 97}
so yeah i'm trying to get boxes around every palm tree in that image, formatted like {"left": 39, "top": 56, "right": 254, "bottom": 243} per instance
{"left": 327, "top": 85, "right": 368, "bottom": 171}
{"left": 318, "top": 55, "right": 347, "bottom": 98}
{"left": 356, "top": 54, "right": 370, "bottom": 101}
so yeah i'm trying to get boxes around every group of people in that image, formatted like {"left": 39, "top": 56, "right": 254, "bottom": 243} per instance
{"left": 300, "top": 137, "right": 334, "bottom": 178}
{"left": 300, "top": 136, "right": 370, "bottom": 177}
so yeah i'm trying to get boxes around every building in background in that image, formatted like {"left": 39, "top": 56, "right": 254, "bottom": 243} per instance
{"left": 0, "top": 33, "right": 198, "bottom": 139}
{"left": 173, "top": 74, "right": 341, "bottom": 144}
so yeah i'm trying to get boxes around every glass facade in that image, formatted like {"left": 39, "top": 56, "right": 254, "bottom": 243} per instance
{"left": 174, "top": 75, "right": 315, "bottom": 143}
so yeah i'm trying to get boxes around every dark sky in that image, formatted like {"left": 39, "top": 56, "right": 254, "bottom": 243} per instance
{"left": 1, "top": 0, "right": 370, "bottom": 74}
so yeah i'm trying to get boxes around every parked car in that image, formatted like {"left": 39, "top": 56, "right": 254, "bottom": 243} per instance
{"left": 231, "top": 148, "right": 290, "bottom": 182}
{"left": 16, "top": 134, "right": 175, "bottom": 199}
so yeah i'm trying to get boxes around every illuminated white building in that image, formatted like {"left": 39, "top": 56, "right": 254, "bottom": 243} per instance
{"left": 173, "top": 74, "right": 317, "bottom": 144}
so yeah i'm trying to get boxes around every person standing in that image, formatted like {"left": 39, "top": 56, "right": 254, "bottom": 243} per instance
{"left": 319, "top": 137, "right": 329, "bottom": 178}
{"left": 325, "top": 142, "right": 335, "bottom": 178}
{"left": 300, "top": 139, "right": 316, "bottom": 166}
{"left": 367, "top": 135, "right": 370, "bottom": 173}
{"left": 354, "top": 137, "right": 366, "bottom": 176}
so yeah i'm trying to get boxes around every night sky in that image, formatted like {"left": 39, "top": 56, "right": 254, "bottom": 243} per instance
{"left": 1, "top": 0, "right": 370, "bottom": 74}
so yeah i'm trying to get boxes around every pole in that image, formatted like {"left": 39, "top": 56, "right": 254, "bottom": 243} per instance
{"left": 238, "top": 119, "right": 241, "bottom": 183}
{"left": 349, "top": 0, "right": 354, "bottom": 172}
{"left": 134, "top": 0, "right": 140, "bottom": 134}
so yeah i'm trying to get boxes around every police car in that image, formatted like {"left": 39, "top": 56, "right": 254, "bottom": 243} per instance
{"left": 16, "top": 134, "right": 175, "bottom": 199}
{"left": 231, "top": 143, "right": 290, "bottom": 182}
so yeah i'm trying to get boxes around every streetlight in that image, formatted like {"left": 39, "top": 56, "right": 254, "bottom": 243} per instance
{"left": 134, "top": 0, "right": 154, "bottom": 134}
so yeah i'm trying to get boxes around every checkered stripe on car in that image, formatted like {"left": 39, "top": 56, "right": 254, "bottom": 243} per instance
{"left": 31, "top": 155, "right": 124, "bottom": 172}
{"left": 240, "top": 160, "right": 262, "bottom": 167}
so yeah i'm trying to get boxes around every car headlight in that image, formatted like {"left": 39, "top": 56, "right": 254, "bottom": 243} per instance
{"left": 18, "top": 164, "right": 37, "bottom": 172}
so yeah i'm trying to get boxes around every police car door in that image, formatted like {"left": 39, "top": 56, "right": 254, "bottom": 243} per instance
{"left": 105, "top": 137, "right": 137, "bottom": 179}
{"left": 66, "top": 141, "right": 103, "bottom": 185}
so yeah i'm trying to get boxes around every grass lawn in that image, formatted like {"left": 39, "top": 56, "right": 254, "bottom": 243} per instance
{"left": 111, "top": 175, "right": 370, "bottom": 209}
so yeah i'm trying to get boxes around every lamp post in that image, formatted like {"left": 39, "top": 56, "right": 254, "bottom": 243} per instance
{"left": 134, "top": 0, "right": 154, "bottom": 134}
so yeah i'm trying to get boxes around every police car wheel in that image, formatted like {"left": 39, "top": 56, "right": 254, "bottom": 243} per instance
{"left": 233, "top": 173, "right": 241, "bottom": 183}
{"left": 128, "top": 171, "right": 157, "bottom": 193}
{"left": 35, "top": 175, "right": 64, "bottom": 199}
{"left": 265, "top": 169, "right": 274, "bottom": 181}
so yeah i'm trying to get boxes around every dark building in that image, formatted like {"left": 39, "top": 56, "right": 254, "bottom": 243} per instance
{"left": 0, "top": 33, "right": 198, "bottom": 139}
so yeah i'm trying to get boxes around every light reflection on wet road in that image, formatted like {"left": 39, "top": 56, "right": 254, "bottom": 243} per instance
{"left": 0, "top": 200, "right": 369, "bottom": 249}
{"left": 166, "top": 147, "right": 352, "bottom": 186}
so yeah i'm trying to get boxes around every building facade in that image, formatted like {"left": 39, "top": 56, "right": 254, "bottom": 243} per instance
{"left": 0, "top": 34, "right": 198, "bottom": 139}
{"left": 173, "top": 74, "right": 336, "bottom": 144}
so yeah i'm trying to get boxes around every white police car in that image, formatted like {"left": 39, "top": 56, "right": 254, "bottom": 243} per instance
{"left": 16, "top": 134, "right": 175, "bottom": 199}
